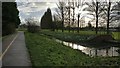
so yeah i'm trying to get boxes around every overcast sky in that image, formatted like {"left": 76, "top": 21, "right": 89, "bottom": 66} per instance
{"left": 16, "top": 2, "right": 57, "bottom": 25}
{"left": 16, "top": 1, "right": 93, "bottom": 26}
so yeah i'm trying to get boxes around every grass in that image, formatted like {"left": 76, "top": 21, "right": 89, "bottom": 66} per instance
{"left": 44, "top": 29, "right": 107, "bottom": 35}
{"left": 40, "top": 30, "right": 115, "bottom": 46}
{"left": 54, "top": 29, "right": 120, "bottom": 40}
{"left": 40, "top": 30, "right": 93, "bottom": 43}
{"left": 112, "top": 32, "right": 120, "bottom": 40}
{"left": 25, "top": 32, "right": 89, "bottom": 66}
{"left": 25, "top": 31, "right": 120, "bottom": 67}
{"left": 41, "top": 30, "right": 120, "bottom": 42}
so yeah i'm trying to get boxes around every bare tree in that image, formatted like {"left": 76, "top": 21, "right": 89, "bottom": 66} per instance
{"left": 96, "top": 1, "right": 99, "bottom": 34}
{"left": 77, "top": 14, "right": 80, "bottom": 33}
{"left": 83, "top": 0, "right": 100, "bottom": 34}
{"left": 110, "top": 2, "right": 120, "bottom": 28}
{"left": 56, "top": 2, "right": 66, "bottom": 32}
{"left": 98, "top": 1, "right": 119, "bottom": 34}
{"left": 72, "top": 2, "right": 75, "bottom": 32}
{"left": 56, "top": 1, "right": 76, "bottom": 32}
{"left": 82, "top": 0, "right": 114, "bottom": 34}
{"left": 107, "top": 0, "right": 111, "bottom": 34}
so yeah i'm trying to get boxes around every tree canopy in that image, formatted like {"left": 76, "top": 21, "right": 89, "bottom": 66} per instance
{"left": 41, "top": 8, "right": 54, "bottom": 30}
{"left": 2, "top": 2, "right": 20, "bottom": 36}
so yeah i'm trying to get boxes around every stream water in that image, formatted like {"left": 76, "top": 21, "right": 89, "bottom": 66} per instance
{"left": 55, "top": 39, "right": 120, "bottom": 57}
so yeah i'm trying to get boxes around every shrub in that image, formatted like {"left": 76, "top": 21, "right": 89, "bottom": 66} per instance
{"left": 2, "top": 22, "right": 15, "bottom": 36}
{"left": 27, "top": 22, "right": 40, "bottom": 33}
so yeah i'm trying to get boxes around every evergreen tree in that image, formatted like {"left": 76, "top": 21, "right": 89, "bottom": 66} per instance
{"left": 41, "top": 12, "right": 48, "bottom": 29}
{"left": 41, "top": 8, "right": 54, "bottom": 30}
{"left": 2, "top": 2, "right": 20, "bottom": 36}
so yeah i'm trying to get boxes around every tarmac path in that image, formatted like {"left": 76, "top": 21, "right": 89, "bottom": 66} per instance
{"left": 2, "top": 31, "right": 31, "bottom": 67}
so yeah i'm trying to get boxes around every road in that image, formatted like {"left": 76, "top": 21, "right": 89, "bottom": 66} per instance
{"left": 2, "top": 31, "right": 31, "bottom": 67}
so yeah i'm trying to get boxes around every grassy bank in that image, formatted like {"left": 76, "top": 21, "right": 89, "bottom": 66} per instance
{"left": 25, "top": 32, "right": 120, "bottom": 67}
{"left": 40, "top": 30, "right": 119, "bottom": 48}
{"left": 25, "top": 32, "right": 89, "bottom": 66}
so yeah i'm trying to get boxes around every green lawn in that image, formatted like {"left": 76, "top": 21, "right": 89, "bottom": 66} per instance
{"left": 25, "top": 32, "right": 120, "bottom": 67}
{"left": 43, "top": 29, "right": 107, "bottom": 35}
{"left": 42, "top": 30, "right": 120, "bottom": 40}
{"left": 40, "top": 30, "right": 91, "bottom": 44}
{"left": 112, "top": 32, "right": 120, "bottom": 40}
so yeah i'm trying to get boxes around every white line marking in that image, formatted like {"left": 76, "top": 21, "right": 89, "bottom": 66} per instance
{"left": 0, "top": 33, "right": 18, "bottom": 60}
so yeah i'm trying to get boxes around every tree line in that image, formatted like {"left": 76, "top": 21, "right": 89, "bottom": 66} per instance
{"left": 2, "top": 2, "right": 20, "bottom": 36}
{"left": 49, "top": 0, "right": 120, "bottom": 34}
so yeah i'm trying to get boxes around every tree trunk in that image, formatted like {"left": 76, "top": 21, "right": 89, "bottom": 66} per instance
{"left": 96, "top": 2, "right": 99, "bottom": 34}
{"left": 62, "top": 7, "right": 64, "bottom": 32}
{"left": 69, "top": 7, "right": 70, "bottom": 32}
{"left": 107, "top": 1, "right": 111, "bottom": 34}
{"left": 72, "top": 7, "right": 75, "bottom": 33}
{"left": 77, "top": 14, "right": 80, "bottom": 33}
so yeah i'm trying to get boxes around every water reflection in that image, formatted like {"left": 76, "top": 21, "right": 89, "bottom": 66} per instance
{"left": 55, "top": 39, "right": 120, "bottom": 57}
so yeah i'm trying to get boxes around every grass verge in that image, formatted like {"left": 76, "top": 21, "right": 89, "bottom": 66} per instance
{"left": 25, "top": 32, "right": 120, "bottom": 67}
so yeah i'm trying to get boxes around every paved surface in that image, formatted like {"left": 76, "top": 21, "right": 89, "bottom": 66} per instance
{"left": 2, "top": 31, "right": 31, "bottom": 66}
{"left": 2, "top": 33, "right": 16, "bottom": 54}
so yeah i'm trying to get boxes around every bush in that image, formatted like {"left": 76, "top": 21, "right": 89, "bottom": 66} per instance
{"left": 2, "top": 22, "right": 16, "bottom": 36}
{"left": 27, "top": 22, "right": 40, "bottom": 33}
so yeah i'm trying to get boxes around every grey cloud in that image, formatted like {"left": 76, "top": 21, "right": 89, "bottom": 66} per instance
{"left": 17, "top": 2, "right": 57, "bottom": 24}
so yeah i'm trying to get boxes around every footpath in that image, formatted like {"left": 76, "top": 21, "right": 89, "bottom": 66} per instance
{"left": 2, "top": 31, "right": 31, "bottom": 67}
